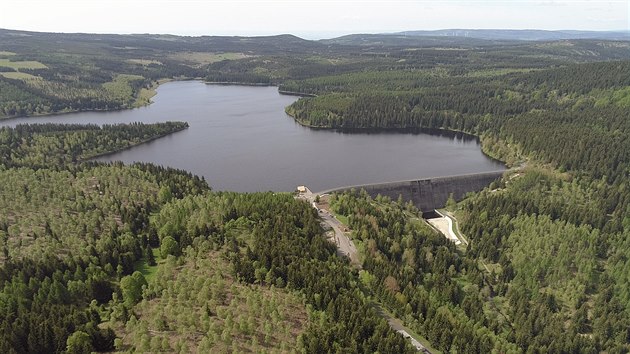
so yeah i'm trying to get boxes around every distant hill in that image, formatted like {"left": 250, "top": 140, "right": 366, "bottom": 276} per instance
{"left": 0, "top": 28, "right": 322, "bottom": 55}
{"left": 397, "top": 29, "right": 630, "bottom": 41}
{"left": 322, "top": 30, "right": 630, "bottom": 47}
{"left": 320, "top": 33, "right": 499, "bottom": 47}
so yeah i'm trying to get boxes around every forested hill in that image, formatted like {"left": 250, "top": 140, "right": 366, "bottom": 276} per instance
{"left": 0, "top": 29, "right": 321, "bottom": 55}
{"left": 0, "top": 28, "right": 323, "bottom": 118}
{"left": 397, "top": 29, "right": 630, "bottom": 41}
{"left": 1, "top": 28, "right": 629, "bottom": 118}
{"left": 322, "top": 30, "right": 630, "bottom": 46}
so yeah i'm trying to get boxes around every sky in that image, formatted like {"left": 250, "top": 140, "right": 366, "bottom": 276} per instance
{"left": 1, "top": 0, "right": 628, "bottom": 39}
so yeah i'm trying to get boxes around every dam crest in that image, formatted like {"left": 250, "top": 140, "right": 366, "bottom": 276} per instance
{"left": 316, "top": 170, "right": 506, "bottom": 212}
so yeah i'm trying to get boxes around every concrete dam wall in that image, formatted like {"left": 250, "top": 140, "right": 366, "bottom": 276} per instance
{"left": 318, "top": 170, "right": 505, "bottom": 212}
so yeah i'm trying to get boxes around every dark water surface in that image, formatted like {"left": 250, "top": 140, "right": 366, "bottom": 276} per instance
{"left": 1, "top": 81, "right": 505, "bottom": 192}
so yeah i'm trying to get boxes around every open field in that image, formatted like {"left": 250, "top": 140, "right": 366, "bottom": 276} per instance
{"left": 133, "top": 85, "right": 158, "bottom": 107}
{"left": 0, "top": 58, "right": 48, "bottom": 69}
{"left": 464, "top": 68, "right": 541, "bottom": 77}
{"left": 132, "top": 248, "right": 160, "bottom": 283}
{"left": 168, "top": 51, "right": 251, "bottom": 65}
{"left": 102, "top": 74, "right": 145, "bottom": 102}
{"left": 0, "top": 72, "right": 39, "bottom": 80}
{"left": 127, "top": 58, "right": 163, "bottom": 66}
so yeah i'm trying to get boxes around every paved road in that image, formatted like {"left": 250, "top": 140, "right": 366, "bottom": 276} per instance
{"left": 319, "top": 210, "right": 361, "bottom": 267}
{"left": 374, "top": 304, "right": 432, "bottom": 353}
{"left": 440, "top": 210, "right": 469, "bottom": 245}
{"left": 297, "top": 187, "right": 360, "bottom": 267}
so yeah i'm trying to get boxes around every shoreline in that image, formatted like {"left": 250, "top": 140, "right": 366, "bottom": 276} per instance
{"left": 0, "top": 80, "right": 166, "bottom": 122}
{"left": 131, "top": 78, "right": 173, "bottom": 108}
{"left": 288, "top": 112, "right": 481, "bottom": 138}
{"left": 1, "top": 80, "right": 511, "bottom": 198}
{"left": 203, "top": 82, "right": 316, "bottom": 97}
{"left": 0, "top": 105, "right": 147, "bottom": 121}
{"left": 83, "top": 124, "right": 189, "bottom": 161}
{"left": 278, "top": 90, "right": 317, "bottom": 97}
{"left": 1, "top": 78, "right": 511, "bottom": 170}
{"left": 204, "top": 81, "right": 273, "bottom": 87}
{"left": 0, "top": 78, "right": 314, "bottom": 118}
{"left": 0, "top": 79, "right": 306, "bottom": 121}
{"left": 284, "top": 108, "right": 510, "bottom": 167}
{"left": 0, "top": 77, "right": 181, "bottom": 121}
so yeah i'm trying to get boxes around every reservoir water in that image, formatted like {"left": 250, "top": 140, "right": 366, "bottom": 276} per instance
{"left": 1, "top": 81, "right": 505, "bottom": 192}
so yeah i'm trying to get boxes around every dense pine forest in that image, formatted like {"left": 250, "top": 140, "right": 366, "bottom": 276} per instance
{"left": 0, "top": 28, "right": 629, "bottom": 353}
{"left": 0, "top": 122, "right": 188, "bottom": 167}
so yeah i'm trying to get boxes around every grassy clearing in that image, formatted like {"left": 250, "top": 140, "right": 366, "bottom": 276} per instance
{"left": 0, "top": 51, "right": 16, "bottom": 57}
{"left": 168, "top": 51, "right": 251, "bottom": 65}
{"left": 133, "top": 87, "right": 156, "bottom": 107}
{"left": 103, "top": 74, "right": 144, "bottom": 103}
{"left": 132, "top": 80, "right": 160, "bottom": 107}
{"left": 127, "top": 58, "right": 162, "bottom": 66}
{"left": 0, "top": 58, "right": 48, "bottom": 70}
{"left": 465, "top": 68, "right": 539, "bottom": 77}
{"left": 353, "top": 238, "right": 366, "bottom": 264}
{"left": 0, "top": 72, "right": 40, "bottom": 80}
{"left": 335, "top": 213, "right": 350, "bottom": 226}
{"left": 132, "top": 248, "right": 160, "bottom": 283}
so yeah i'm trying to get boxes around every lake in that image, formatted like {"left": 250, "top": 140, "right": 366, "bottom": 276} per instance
{"left": 1, "top": 81, "right": 505, "bottom": 192}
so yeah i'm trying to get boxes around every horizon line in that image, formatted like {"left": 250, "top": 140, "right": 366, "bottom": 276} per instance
{"left": 1, "top": 27, "right": 629, "bottom": 40}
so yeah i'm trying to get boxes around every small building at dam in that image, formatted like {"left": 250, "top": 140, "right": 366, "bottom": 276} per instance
{"left": 318, "top": 170, "right": 505, "bottom": 212}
